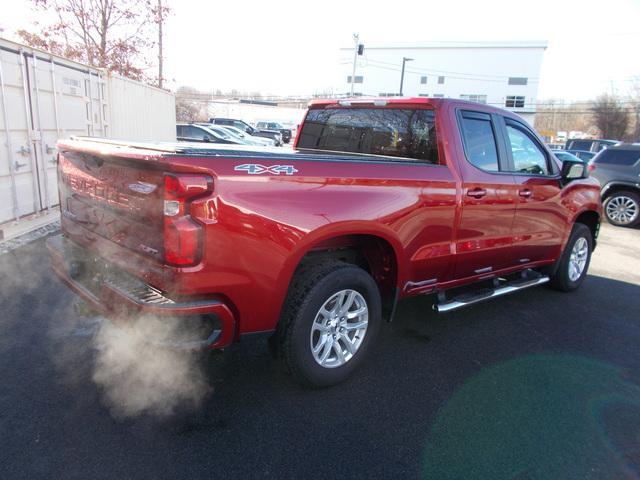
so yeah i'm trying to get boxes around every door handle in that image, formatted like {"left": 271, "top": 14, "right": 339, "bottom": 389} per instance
{"left": 519, "top": 189, "right": 532, "bottom": 198}
{"left": 467, "top": 188, "right": 487, "bottom": 199}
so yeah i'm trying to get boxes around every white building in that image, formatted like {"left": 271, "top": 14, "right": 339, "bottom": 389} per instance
{"left": 338, "top": 40, "right": 547, "bottom": 125}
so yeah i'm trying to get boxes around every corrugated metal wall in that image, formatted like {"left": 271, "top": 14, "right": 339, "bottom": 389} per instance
{"left": 106, "top": 74, "right": 176, "bottom": 142}
{"left": 0, "top": 37, "right": 176, "bottom": 228}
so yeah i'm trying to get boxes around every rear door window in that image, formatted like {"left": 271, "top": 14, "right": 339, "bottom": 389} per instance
{"left": 297, "top": 107, "right": 439, "bottom": 164}
{"left": 595, "top": 149, "right": 640, "bottom": 166}
{"left": 459, "top": 111, "right": 500, "bottom": 172}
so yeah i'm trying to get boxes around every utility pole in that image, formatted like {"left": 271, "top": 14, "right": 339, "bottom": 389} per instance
{"left": 399, "top": 57, "right": 413, "bottom": 96}
{"left": 350, "top": 33, "right": 359, "bottom": 96}
{"left": 157, "top": 0, "right": 164, "bottom": 89}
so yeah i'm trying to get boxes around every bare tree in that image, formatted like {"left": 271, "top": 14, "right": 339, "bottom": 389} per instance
{"left": 175, "top": 86, "right": 207, "bottom": 122}
{"left": 590, "top": 94, "right": 630, "bottom": 140}
{"left": 628, "top": 78, "right": 640, "bottom": 142}
{"left": 17, "top": 0, "right": 165, "bottom": 82}
{"left": 534, "top": 100, "right": 591, "bottom": 137}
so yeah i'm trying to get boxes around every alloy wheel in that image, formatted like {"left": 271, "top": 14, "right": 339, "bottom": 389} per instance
{"left": 606, "top": 195, "right": 639, "bottom": 225}
{"left": 568, "top": 237, "right": 589, "bottom": 282}
{"left": 309, "top": 289, "right": 368, "bottom": 368}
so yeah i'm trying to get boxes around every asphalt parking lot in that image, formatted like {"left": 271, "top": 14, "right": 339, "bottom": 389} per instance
{"left": 1, "top": 223, "right": 639, "bottom": 479}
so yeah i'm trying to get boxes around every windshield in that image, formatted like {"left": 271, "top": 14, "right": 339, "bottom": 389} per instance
{"left": 201, "top": 126, "right": 227, "bottom": 140}
{"left": 555, "top": 151, "right": 581, "bottom": 162}
{"left": 207, "top": 126, "right": 232, "bottom": 139}
{"left": 222, "top": 126, "right": 246, "bottom": 137}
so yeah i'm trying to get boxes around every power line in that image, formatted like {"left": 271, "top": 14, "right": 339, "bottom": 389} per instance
{"left": 341, "top": 57, "right": 541, "bottom": 83}
{"left": 357, "top": 61, "right": 539, "bottom": 85}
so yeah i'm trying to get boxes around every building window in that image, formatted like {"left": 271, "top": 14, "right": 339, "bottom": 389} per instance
{"left": 347, "top": 75, "right": 363, "bottom": 84}
{"left": 505, "top": 96, "right": 525, "bottom": 108}
{"left": 460, "top": 94, "right": 487, "bottom": 104}
{"left": 438, "top": 76, "right": 445, "bottom": 84}
{"left": 433, "top": 94, "right": 445, "bottom": 98}
{"left": 508, "top": 77, "right": 528, "bottom": 86}
{"left": 420, "top": 76, "right": 428, "bottom": 84}
{"left": 418, "top": 94, "right": 429, "bottom": 97}
{"left": 379, "top": 92, "right": 401, "bottom": 97}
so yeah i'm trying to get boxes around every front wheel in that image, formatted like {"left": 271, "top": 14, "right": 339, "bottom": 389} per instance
{"left": 549, "top": 223, "right": 593, "bottom": 292}
{"left": 278, "top": 261, "right": 381, "bottom": 388}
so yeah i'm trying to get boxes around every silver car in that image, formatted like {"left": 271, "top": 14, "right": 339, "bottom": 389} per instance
{"left": 215, "top": 125, "right": 276, "bottom": 147}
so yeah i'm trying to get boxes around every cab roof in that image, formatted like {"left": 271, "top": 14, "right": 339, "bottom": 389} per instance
{"left": 307, "top": 97, "right": 529, "bottom": 123}
{"left": 308, "top": 97, "right": 442, "bottom": 108}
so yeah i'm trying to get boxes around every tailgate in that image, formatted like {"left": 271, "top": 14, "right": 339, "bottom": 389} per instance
{"left": 58, "top": 150, "right": 165, "bottom": 262}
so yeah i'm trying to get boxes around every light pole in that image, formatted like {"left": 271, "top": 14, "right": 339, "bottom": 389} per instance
{"left": 399, "top": 57, "right": 413, "bottom": 96}
{"left": 350, "top": 33, "right": 359, "bottom": 96}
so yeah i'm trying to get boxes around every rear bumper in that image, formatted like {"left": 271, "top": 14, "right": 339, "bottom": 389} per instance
{"left": 47, "top": 234, "right": 236, "bottom": 350}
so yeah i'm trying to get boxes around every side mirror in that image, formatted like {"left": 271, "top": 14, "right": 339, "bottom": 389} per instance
{"left": 203, "top": 135, "right": 211, "bottom": 143}
{"left": 561, "top": 159, "right": 587, "bottom": 182}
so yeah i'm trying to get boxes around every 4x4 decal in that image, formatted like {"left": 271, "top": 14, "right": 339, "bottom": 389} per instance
{"left": 234, "top": 164, "right": 298, "bottom": 175}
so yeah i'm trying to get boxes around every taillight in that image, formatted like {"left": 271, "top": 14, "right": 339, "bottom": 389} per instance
{"left": 163, "top": 174, "right": 212, "bottom": 266}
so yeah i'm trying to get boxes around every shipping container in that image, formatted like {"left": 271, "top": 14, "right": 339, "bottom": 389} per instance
{"left": 0, "top": 37, "right": 175, "bottom": 234}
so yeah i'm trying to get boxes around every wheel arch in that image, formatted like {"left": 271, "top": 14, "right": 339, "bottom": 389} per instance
{"left": 275, "top": 223, "right": 405, "bottom": 324}
{"left": 601, "top": 181, "right": 640, "bottom": 199}
{"left": 573, "top": 209, "right": 600, "bottom": 244}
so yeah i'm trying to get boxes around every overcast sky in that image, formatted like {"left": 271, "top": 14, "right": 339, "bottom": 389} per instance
{"left": 2, "top": 0, "right": 639, "bottom": 100}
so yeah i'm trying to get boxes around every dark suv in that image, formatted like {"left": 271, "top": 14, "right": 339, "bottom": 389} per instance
{"left": 210, "top": 118, "right": 283, "bottom": 146}
{"left": 589, "top": 144, "right": 640, "bottom": 227}
{"left": 256, "top": 121, "right": 292, "bottom": 143}
{"left": 566, "top": 138, "right": 619, "bottom": 153}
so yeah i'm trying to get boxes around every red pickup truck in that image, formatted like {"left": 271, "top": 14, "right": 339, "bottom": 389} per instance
{"left": 48, "top": 98, "right": 602, "bottom": 387}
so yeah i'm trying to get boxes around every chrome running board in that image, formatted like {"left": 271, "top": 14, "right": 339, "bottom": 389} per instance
{"left": 434, "top": 274, "right": 550, "bottom": 313}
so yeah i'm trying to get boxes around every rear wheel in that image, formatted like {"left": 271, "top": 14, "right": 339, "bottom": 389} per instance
{"left": 549, "top": 223, "right": 593, "bottom": 292}
{"left": 603, "top": 190, "right": 640, "bottom": 227}
{"left": 278, "top": 261, "right": 381, "bottom": 388}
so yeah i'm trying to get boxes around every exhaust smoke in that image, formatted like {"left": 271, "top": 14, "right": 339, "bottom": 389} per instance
{"left": 91, "top": 314, "right": 212, "bottom": 419}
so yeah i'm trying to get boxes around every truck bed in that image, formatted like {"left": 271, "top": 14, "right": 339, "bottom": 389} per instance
{"left": 58, "top": 136, "right": 428, "bottom": 164}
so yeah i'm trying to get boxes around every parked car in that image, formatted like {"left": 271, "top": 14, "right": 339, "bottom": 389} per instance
{"left": 176, "top": 123, "right": 242, "bottom": 145}
{"left": 196, "top": 123, "right": 271, "bottom": 147}
{"left": 565, "top": 138, "right": 619, "bottom": 153}
{"left": 49, "top": 98, "right": 601, "bottom": 388}
{"left": 210, "top": 117, "right": 283, "bottom": 146}
{"left": 256, "top": 121, "right": 292, "bottom": 143}
{"left": 566, "top": 150, "right": 597, "bottom": 162}
{"left": 589, "top": 144, "right": 640, "bottom": 227}
{"left": 553, "top": 151, "right": 585, "bottom": 163}
{"left": 546, "top": 143, "right": 565, "bottom": 150}
{"left": 215, "top": 125, "right": 276, "bottom": 147}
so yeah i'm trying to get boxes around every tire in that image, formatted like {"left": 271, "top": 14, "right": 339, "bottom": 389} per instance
{"left": 549, "top": 223, "right": 593, "bottom": 292}
{"left": 278, "top": 261, "right": 381, "bottom": 388}
{"left": 603, "top": 190, "right": 640, "bottom": 227}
